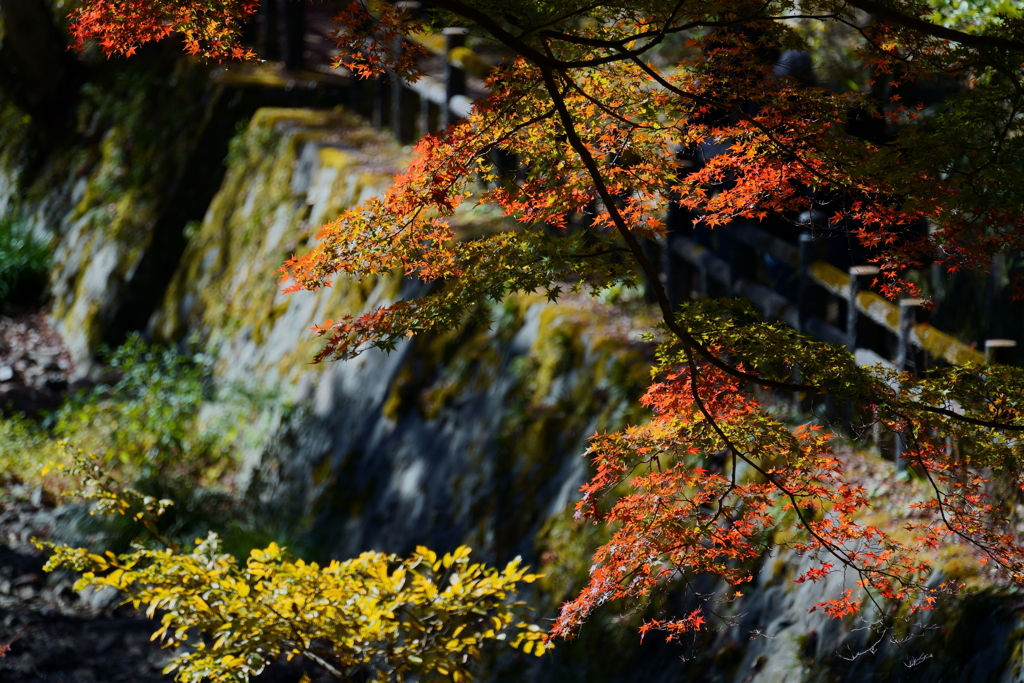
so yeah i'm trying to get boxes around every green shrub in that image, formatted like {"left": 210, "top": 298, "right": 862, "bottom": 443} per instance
{"left": 52, "top": 333, "right": 229, "bottom": 480}
{"left": 0, "top": 411, "right": 59, "bottom": 479}
{"left": 2, "top": 335, "right": 243, "bottom": 541}
{"left": 41, "top": 453, "right": 551, "bottom": 682}
{"left": 0, "top": 218, "right": 51, "bottom": 310}
{"left": 3, "top": 334, "right": 228, "bottom": 481}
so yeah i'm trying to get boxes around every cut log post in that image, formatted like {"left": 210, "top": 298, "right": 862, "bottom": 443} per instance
{"left": 391, "top": 2, "right": 422, "bottom": 143}
{"left": 728, "top": 223, "right": 758, "bottom": 296}
{"left": 664, "top": 202, "right": 693, "bottom": 309}
{"left": 389, "top": 39, "right": 404, "bottom": 138}
{"left": 846, "top": 265, "right": 880, "bottom": 353}
{"left": 389, "top": 81, "right": 403, "bottom": 136}
{"left": 641, "top": 237, "right": 662, "bottom": 304}
{"left": 400, "top": 89, "right": 420, "bottom": 143}
{"left": 260, "top": 0, "right": 281, "bottom": 60}
{"left": 845, "top": 265, "right": 881, "bottom": 443}
{"left": 894, "top": 298, "right": 924, "bottom": 472}
{"left": 280, "top": 0, "right": 306, "bottom": 71}
{"left": 442, "top": 28, "right": 469, "bottom": 127}
{"left": 985, "top": 339, "right": 1017, "bottom": 365}
{"left": 797, "top": 233, "right": 827, "bottom": 334}
{"left": 896, "top": 298, "right": 925, "bottom": 374}
{"left": 419, "top": 96, "right": 430, "bottom": 136}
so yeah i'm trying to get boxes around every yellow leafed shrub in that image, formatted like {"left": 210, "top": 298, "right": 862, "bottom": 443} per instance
{"left": 40, "top": 450, "right": 550, "bottom": 682}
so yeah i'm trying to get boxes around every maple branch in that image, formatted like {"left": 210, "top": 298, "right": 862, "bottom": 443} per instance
{"left": 622, "top": 53, "right": 845, "bottom": 190}
{"left": 538, "top": 9, "right": 709, "bottom": 51}
{"left": 428, "top": 0, "right": 678, "bottom": 70}
{"left": 437, "top": 0, "right": 1024, "bottom": 440}
{"left": 562, "top": 247, "right": 631, "bottom": 259}
{"left": 561, "top": 71, "right": 678, "bottom": 133}
{"left": 538, "top": 61, "right": 816, "bottom": 394}
{"left": 370, "top": 95, "right": 553, "bottom": 248}
{"left": 897, "top": 399, "right": 1024, "bottom": 432}
{"left": 512, "top": 1, "right": 607, "bottom": 39}
{"left": 913, "top": 448, "right": 1020, "bottom": 573}
{"left": 538, "top": 0, "right": 793, "bottom": 53}
{"left": 679, "top": 347, "right": 908, "bottom": 617}
{"left": 836, "top": 624, "right": 892, "bottom": 661}
{"left": 426, "top": 0, "right": 629, "bottom": 68}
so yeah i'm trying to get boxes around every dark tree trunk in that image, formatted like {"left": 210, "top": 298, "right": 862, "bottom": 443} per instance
{"left": 0, "top": 0, "right": 80, "bottom": 135}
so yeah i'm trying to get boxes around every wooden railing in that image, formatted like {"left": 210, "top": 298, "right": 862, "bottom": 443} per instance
{"left": 666, "top": 223, "right": 1016, "bottom": 372}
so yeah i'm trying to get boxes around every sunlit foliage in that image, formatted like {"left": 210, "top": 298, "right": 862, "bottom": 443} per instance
{"left": 42, "top": 448, "right": 550, "bottom": 683}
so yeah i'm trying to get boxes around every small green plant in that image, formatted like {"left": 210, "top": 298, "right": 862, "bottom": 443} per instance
{"left": 1, "top": 334, "right": 242, "bottom": 545}
{"left": 41, "top": 449, "right": 551, "bottom": 683}
{"left": 52, "top": 333, "right": 229, "bottom": 481}
{"left": 0, "top": 412, "right": 58, "bottom": 479}
{"left": 0, "top": 218, "right": 51, "bottom": 310}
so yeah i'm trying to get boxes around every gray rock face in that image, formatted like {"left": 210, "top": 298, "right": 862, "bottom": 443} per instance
{"left": 0, "top": 56, "right": 241, "bottom": 378}
{"left": 248, "top": 306, "right": 627, "bottom": 565}
{"left": 147, "top": 108, "right": 650, "bottom": 566}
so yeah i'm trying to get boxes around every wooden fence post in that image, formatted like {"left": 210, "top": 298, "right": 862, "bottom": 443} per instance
{"left": 391, "top": 2, "right": 421, "bottom": 143}
{"left": 798, "top": 232, "right": 826, "bottom": 334}
{"left": 985, "top": 339, "right": 1018, "bottom": 365}
{"left": 419, "top": 96, "right": 432, "bottom": 137}
{"left": 664, "top": 201, "right": 693, "bottom": 309}
{"left": 894, "top": 298, "right": 924, "bottom": 472}
{"left": 442, "top": 27, "right": 468, "bottom": 127}
{"left": 728, "top": 223, "right": 758, "bottom": 296}
{"left": 389, "top": 38, "right": 404, "bottom": 139}
{"left": 844, "top": 265, "right": 879, "bottom": 440}
{"left": 641, "top": 237, "right": 662, "bottom": 304}
{"left": 846, "top": 265, "right": 879, "bottom": 353}
{"left": 280, "top": 0, "right": 306, "bottom": 71}
{"left": 896, "top": 298, "right": 924, "bottom": 374}
{"left": 260, "top": 0, "right": 281, "bottom": 60}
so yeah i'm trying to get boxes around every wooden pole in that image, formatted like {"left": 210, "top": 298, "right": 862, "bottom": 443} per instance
{"left": 280, "top": 0, "right": 306, "bottom": 71}
{"left": 896, "top": 298, "right": 925, "bottom": 374}
{"left": 797, "top": 233, "right": 826, "bottom": 335}
{"left": 664, "top": 200, "right": 693, "bottom": 309}
{"left": 260, "top": 0, "right": 280, "bottom": 60}
{"left": 392, "top": 2, "right": 422, "bottom": 142}
{"left": 728, "top": 223, "right": 758, "bottom": 296}
{"left": 894, "top": 298, "right": 924, "bottom": 472}
{"left": 846, "top": 265, "right": 879, "bottom": 353}
{"left": 372, "top": 74, "right": 385, "bottom": 130}
{"left": 389, "top": 39, "right": 404, "bottom": 138}
{"left": 419, "top": 96, "right": 433, "bottom": 136}
{"left": 442, "top": 28, "right": 468, "bottom": 127}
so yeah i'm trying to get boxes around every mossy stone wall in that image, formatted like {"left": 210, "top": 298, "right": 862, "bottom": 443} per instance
{"left": 148, "top": 107, "right": 653, "bottom": 566}
{"left": 0, "top": 52, "right": 228, "bottom": 373}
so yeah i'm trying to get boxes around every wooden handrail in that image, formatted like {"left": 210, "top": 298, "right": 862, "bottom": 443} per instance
{"left": 670, "top": 235, "right": 986, "bottom": 367}
{"left": 808, "top": 259, "right": 984, "bottom": 365}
